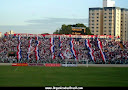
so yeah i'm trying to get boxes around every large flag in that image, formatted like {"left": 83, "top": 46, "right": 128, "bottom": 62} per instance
{"left": 85, "top": 39, "right": 96, "bottom": 62}
{"left": 17, "top": 36, "right": 22, "bottom": 61}
{"left": 27, "top": 38, "right": 32, "bottom": 60}
{"left": 59, "top": 37, "right": 65, "bottom": 59}
{"left": 97, "top": 38, "right": 106, "bottom": 62}
{"left": 35, "top": 36, "right": 40, "bottom": 61}
{"left": 50, "top": 37, "right": 55, "bottom": 59}
{"left": 70, "top": 38, "right": 78, "bottom": 60}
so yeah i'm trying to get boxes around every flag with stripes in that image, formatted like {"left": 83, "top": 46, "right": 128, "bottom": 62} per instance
{"left": 17, "top": 36, "right": 22, "bottom": 61}
{"left": 59, "top": 37, "right": 65, "bottom": 59}
{"left": 50, "top": 37, "right": 55, "bottom": 59}
{"left": 85, "top": 39, "right": 96, "bottom": 62}
{"left": 27, "top": 38, "right": 32, "bottom": 60}
{"left": 70, "top": 38, "right": 78, "bottom": 61}
{"left": 97, "top": 38, "right": 106, "bottom": 62}
{"left": 35, "top": 36, "right": 40, "bottom": 61}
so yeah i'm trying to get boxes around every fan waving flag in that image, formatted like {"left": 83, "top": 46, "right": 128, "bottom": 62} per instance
{"left": 35, "top": 36, "right": 40, "bottom": 61}
{"left": 85, "top": 39, "right": 96, "bottom": 62}
{"left": 59, "top": 37, "right": 65, "bottom": 59}
{"left": 17, "top": 36, "right": 22, "bottom": 61}
{"left": 97, "top": 38, "right": 106, "bottom": 62}
{"left": 70, "top": 38, "right": 78, "bottom": 61}
{"left": 50, "top": 37, "right": 55, "bottom": 59}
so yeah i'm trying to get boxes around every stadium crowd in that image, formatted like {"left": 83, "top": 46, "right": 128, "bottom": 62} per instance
{"left": 0, "top": 34, "right": 128, "bottom": 64}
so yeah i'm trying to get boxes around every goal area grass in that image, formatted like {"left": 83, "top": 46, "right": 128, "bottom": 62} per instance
{"left": 0, "top": 66, "right": 128, "bottom": 87}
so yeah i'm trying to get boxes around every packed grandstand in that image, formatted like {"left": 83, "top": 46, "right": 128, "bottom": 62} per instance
{"left": 0, "top": 34, "right": 128, "bottom": 64}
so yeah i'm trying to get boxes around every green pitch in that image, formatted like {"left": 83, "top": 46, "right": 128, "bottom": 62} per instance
{"left": 0, "top": 66, "right": 128, "bottom": 87}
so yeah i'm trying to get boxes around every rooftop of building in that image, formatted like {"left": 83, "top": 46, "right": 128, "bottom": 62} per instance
{"left": 89, "top": 7, "right": 128, "bottom": 11}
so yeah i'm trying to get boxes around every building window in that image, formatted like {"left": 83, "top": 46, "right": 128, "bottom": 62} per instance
{"left": 97, "top": 13, "right": 99, "bottom": 15}
{"left": 96, "top": 31, "right": 98, "bottom": 32}
{"left": 104, "top": 13, "right": 107, "bottom": 15}
{"left": 104, "top": 30, "right": 106, "bottom": 32}
{"left": 97, "top": 23, "right": 99, "bottom": 25}
{"left": 97, "top": 17, "right": 99, "bottom": 18}
{"left": 109, "top": 13, "right": 112, "bottom": 15}
{"left": 92, "top": 20, "right": 94, "bottom": 22}
{"left": 104, "top": 34, "right": 106, "bottom": 35}
{"left": 97, "top": 20, "right": 99, "bottom": 22}
{"left": 109, "top": 16, "right": 112, "bottom": 18}
{"left": 96, "top": 27, "right": 99, "bottom": 29}
{"left": 104, "top": 16, "right": 107, "bottom": 18}
{"left": 109, "top": 9, "right": 112, "bottom": 11}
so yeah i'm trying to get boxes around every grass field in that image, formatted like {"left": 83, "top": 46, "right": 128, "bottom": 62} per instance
{"left": 0, "top": 66, "right": 128, "bottom": 87}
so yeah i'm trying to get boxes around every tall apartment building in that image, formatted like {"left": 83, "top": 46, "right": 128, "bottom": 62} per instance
{"left": 120, "top": 8, "right": 128, "bottom": 41}
{"left": 89, "top": 0, "right": 128, "bottom": 41}
{"left": 103, "top": 7, "right": 121, "bottom": 37}
{"left": 89, "top": 8, "right": 103, "bottom": 35}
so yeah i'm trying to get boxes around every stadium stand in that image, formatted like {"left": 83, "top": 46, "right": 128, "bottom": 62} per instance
{"left": 0, "top": 34, "right": 128, "bottom": 64}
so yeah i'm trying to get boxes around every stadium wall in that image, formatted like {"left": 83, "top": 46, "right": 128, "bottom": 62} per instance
{"left": 1, "top": 63, "right": 128, "bottom": 67}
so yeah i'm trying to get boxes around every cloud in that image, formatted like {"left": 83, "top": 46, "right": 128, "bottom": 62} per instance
{"left": 26, "top": 17, "right": 88, "bottom": 25}
{"left": 0, "top": 17, "right": 88, "bottom": 34}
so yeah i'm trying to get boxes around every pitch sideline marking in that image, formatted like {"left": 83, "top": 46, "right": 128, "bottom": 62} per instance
{"left": 14, "top": 67, "right": 19, "bottom": 72}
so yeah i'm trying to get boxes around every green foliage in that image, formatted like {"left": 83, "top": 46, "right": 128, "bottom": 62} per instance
{"left": 42, "top": 33, "right": 49, "bottom": 34}
{"left": 53, "top": 23, "right": 93, "bottom": 35}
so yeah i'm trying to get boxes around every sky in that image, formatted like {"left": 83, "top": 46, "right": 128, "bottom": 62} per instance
{"left": 0, "top": 0, "right": 128, "bottom": 34}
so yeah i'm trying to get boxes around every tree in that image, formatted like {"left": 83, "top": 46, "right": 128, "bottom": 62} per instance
{"left": 85, "top": 27, "right": 93, "bottom": 35}
{"left": 53, "top": 23, "right": 93, "bottom": 35}
{"left": 42, "top": 33, "right": 49, "bottom": 34}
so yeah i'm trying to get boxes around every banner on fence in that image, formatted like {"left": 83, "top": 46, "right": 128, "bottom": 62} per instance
{"left": 61, "top": 64, "right": 77, "bottom": 67}
{"left": 12, "top": 63, "right": 28, "bottom": 66}
{"left": 28, "top": 63, "right": 44, "bottom": 66}
{"left": 45, "top": 63, "right": 61, "bottom": 67}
